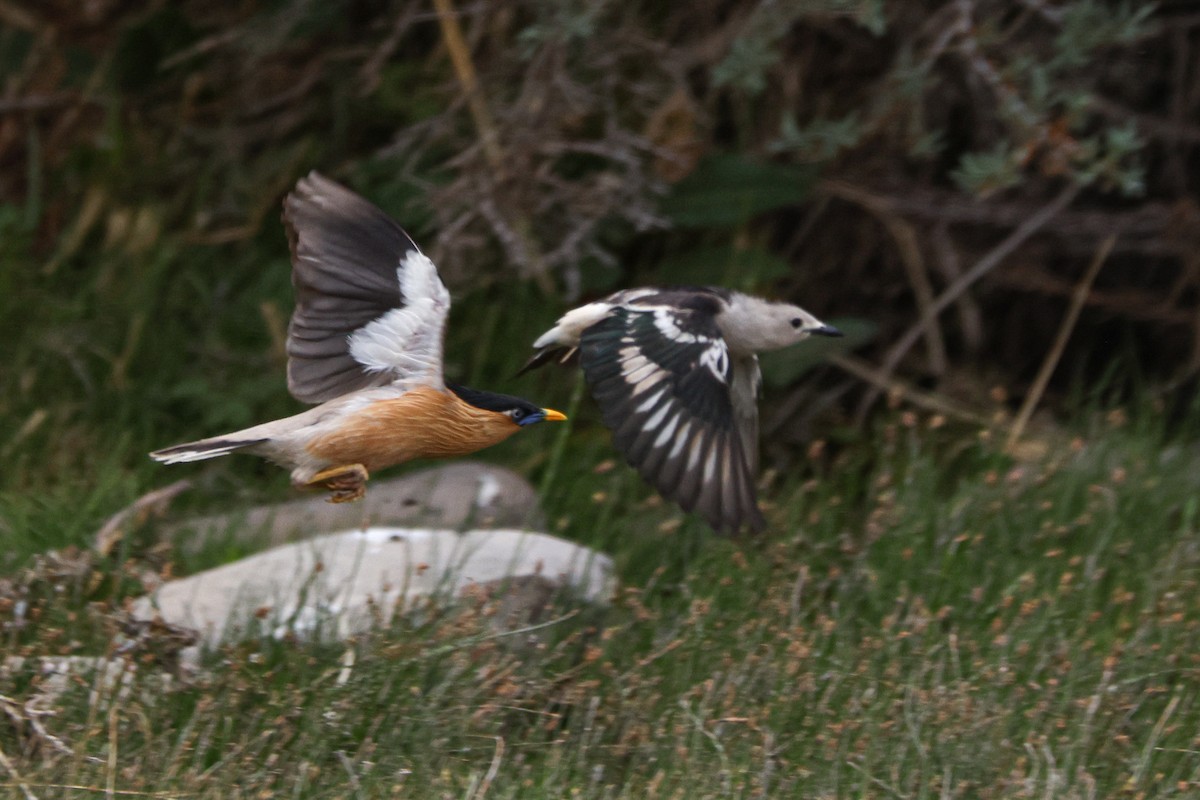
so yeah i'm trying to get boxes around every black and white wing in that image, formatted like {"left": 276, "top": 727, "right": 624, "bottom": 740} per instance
{"left": 283, "top": 172, "right": 450, "bottom": 404}
{"left": 579, "top": 303, "right": 766, "bottom": 534}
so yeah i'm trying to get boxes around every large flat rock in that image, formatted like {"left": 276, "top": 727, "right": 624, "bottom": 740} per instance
{"left": 166, "top": 462, "right": 546, "bottom": 554}
{"left": 132, "top": 527, "right": 615, "bottom": 648}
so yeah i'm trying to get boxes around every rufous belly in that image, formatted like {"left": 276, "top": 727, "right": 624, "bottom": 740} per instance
{"left": 303, "top": 386, "right": 519, "bottom": 472}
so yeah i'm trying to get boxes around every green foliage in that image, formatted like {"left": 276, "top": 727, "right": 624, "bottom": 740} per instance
{"left": 658, "top": 153, "right": 818, "bottom": 227}
{"left": 1077, "top": 122, "right": 1147, "bottom": 195}
{"left": 942, "top": 2, "right": 1155, "bottom": 199}
{"left": 952, "top": 143, "right": 1024, "bottom": 196}
{"left": 651, "top": 244, "right": 792, "bottom": 288}
{"left": 1055, "top": 1, "right": 1157, "bottom": 68}
{"left": 714, "top": 0, "right": 886, "bottom": 94}
{"left": 516, "top": 0, "right": 606, "bottom": 57}
{"left": 771, "top": 112, "right": 865, "bottom": 161}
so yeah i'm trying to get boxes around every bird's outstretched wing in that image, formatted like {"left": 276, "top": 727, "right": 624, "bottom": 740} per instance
{"left": 579, "top": 302, "right": 765, "bottom": 534}
{"left": 283, "top": 172, "right": 450, "bottom": 404}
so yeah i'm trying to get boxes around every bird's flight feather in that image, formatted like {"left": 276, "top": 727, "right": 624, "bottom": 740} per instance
{"left": 284, "top": 172, "right": 450, "bottom": 403}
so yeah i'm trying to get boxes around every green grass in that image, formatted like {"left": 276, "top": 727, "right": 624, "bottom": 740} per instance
{"left": 4, "top": 184, "right": 1200, "bottom": 795}
{"left": 4, "top": 372, "right": 1200, "bottom": 797}
{"left": 4, "top": 133, "right": 1198, "bottom": 800}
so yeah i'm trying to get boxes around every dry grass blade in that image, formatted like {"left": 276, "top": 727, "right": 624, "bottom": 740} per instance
{"left": 1006, "top": 234, "right": 1117, "bottom": 451}
{"left": 432, "top": 0, "right": 550, "bottom": 291}
{"left": 468, "top": 736, "right": 505, "bottom": 800}
{"left": 0, "top": 742, "right": 38, "bottom": 800}
{"left": 431, "top": 0, "right": 501, "bottom": 170}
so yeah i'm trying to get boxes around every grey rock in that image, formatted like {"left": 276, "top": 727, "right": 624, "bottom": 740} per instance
{"left": 166, "top": 462, "right": 545, "bottom": 555}
{"left": 132, "top": 527, "right": 615, "bottom": 649}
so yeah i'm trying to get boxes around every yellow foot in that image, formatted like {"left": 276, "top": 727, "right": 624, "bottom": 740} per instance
{"left": 305, "top": 463, "right": 369, "bottom": 503}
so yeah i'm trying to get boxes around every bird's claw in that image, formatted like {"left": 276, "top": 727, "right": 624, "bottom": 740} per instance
{"left": 306, "top": 463, "right": 369, "bottom": 503}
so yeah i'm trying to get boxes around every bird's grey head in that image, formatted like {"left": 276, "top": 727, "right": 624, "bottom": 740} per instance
{"left": 719, "top": 295, "right": 842, "bottom": 354}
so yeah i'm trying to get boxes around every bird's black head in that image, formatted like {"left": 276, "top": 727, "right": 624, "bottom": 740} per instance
{"left": 447, "top": 383, "right": 567, "bottom": 427}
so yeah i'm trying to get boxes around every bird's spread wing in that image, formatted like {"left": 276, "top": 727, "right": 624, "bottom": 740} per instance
{"left": 283, "top": 172, "right": 450, "bottom": 404}
{"left": 579, "top": 305, "right": 765, "bottom": 534}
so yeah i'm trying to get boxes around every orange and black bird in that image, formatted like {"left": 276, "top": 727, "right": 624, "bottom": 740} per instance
{"left": 151, "top": 172, "right": 566, "bottom": 502}
{"left": 522, "top": 288, "right": 840, "bottom": 534}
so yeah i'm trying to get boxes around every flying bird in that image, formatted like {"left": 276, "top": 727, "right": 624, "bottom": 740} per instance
{"left": 522, "top": 287, "right": 840, "bottom": 534}
{"left": 151, "top": 172, "right": 566, "bottom": 502}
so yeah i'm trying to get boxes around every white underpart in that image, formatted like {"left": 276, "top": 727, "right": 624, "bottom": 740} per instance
{"left": 347, "top": 252, "right": 450, "bottom": 389}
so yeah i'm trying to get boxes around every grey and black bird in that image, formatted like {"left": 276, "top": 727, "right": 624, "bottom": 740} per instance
{"left": 522, "top": 287, "right": 841, "bottom": 534}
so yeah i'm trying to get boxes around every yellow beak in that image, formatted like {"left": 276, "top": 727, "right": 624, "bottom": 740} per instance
{"left": 541, "top": 408, "right": 568, "bottom": 422}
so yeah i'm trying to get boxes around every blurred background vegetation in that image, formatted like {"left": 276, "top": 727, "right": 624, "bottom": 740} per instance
{"left": 5, "top": 1, "right": 1200, "bottom": 796}
{"left": 3, "top": 0, "right": 1196, "bottom": 504}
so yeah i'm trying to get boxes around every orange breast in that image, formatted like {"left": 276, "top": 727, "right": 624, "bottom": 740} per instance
{"left": 305, "top": 386, "right": 520, "bottom": 471}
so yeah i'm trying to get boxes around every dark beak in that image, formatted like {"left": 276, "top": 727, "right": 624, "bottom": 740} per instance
{"left": 810, "top": 324, "right": 843, "bottom": 337}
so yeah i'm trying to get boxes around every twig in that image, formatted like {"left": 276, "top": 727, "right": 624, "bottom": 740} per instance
{"left": 93, "top": 480, "right": 192, "bottom": 557}
{"left": 106, "top": 706, "right": 119, "bottom": 800}
{"left": 0, "top": 741, "right": 38, "bottom": 800}
{"left": 336, "top": 751, "right": 366, "bottom": 800}
{"left": 830, "top": 354, "right": 994, "bottom": 428}
{"left": 990, "top": 266, "right": 1194, "bottom": 326}
{"left": 1006, "top": 234, "right": 1116, "bottom": 451}
{"left": 0, "top": 693, "right": 73, "bottom": 757}
{"left": 1134, "top": 693, "right": 1182, "bottom": 787}
{"left": 1090, "top": 94, "right": 1200, "bottom": 145}
{"left": 0, "top": 0, "right": 39, "bottom": 31}
{"left": 857, "top": 181, "right": 1081, "bottom": 421}
{"left": 824, "top": 181, "right": 947, "bottom": 374}
{"left": 0, "top": 93, "right": 85, "bottom": 113}
{"left": 930, "top": 222, "right": 983, "bottom": 352}
{"left": 468, "top": 737, "right": 505, "bottom": 800}
{"left": 818, "top": 182, "right": 1176, "bottom": 256}
{"left": 0, "top": 786, "right": 187, "bottom": 798}
{"left": 432, "top": 0, "right": 502, "bottom": 169}
{"left": 359, "top": 4, "right": 421, "bottom": 95}
{"left": 843, "top": 758, "right": 910, "bottom": 799}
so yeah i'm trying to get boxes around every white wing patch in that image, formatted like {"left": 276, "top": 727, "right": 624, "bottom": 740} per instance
{"left": 347, "top": 252, "right": 450, "bottom": 389}
{"left": 651, "top": 308, "right": 702, "bottom": 344}
{"left": 698, "top": 341, "right": 729, "bottom": 384}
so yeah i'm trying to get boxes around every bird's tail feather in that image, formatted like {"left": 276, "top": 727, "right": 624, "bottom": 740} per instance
{"left": 515, "top": 346, "right": 578, "bottom": 377}
{"left": 149, "top": 437, "right": 269, "bottom": 464}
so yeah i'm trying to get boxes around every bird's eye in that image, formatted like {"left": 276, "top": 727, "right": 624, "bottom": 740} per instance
{"left": 511, "top": 408, "right": 525, "bottom": 420}
{"left": 790, "top": 318, "right": 803, "bottom": 329}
